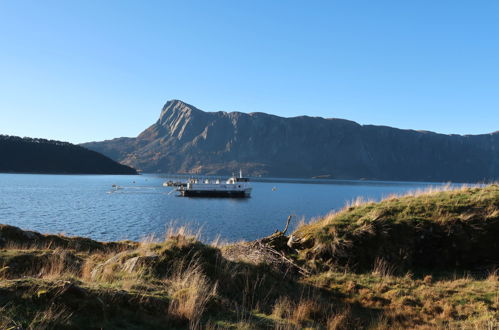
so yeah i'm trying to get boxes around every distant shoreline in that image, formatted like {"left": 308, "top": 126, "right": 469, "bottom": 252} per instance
{"left": 147, "top": 172, "right": 484, "bottom": 185}
{"left": 0, "top": 170, "right": 139, "bottom": 175}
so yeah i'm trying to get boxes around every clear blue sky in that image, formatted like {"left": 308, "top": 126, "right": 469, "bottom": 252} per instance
{"left": 1, "top": 1, "right": 498, "bottom": 143}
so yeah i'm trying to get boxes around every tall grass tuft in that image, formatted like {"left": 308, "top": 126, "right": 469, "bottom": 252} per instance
{"left": 166, "top": 258, "right": 217, "bottom": 328}
{"left": 39, "top": 248, "right": 79, "bottom": 280}
{"left": 371, "top": 257, "right": 396, "bottom": 278}
{"left": 326, "top": 307, "right": 352, "bottom": 330}
{"left": 28, "top": 304, "right": 73, "bottom": 329}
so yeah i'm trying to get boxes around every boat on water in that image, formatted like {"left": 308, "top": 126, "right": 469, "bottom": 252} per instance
{"left": 162, "top": 180, "right": 187, "bottom": 188}
{"left": 175, "top": 171, "right": 252, "bottom": 197}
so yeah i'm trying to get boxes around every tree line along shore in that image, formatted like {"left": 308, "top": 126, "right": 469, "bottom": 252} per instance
{"left": 0, "top": 135, "right": 136, "bottom": 175}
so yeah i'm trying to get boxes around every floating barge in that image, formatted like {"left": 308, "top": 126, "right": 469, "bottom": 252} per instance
{"left": 175, "top": 171, "right": 252, "bottom": 198}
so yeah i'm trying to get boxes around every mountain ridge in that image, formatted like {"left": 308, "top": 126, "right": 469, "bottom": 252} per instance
{"left": 82, "top": 100, "right": 499, "bottom": 182}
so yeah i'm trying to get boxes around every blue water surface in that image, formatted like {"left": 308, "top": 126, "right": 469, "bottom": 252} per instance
{"left": 0, "top": 173, "right": 450, "bottom": 242}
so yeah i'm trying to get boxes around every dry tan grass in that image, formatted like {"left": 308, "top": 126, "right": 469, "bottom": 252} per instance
{"left": 401, "top": 182, "right": 483, "bottom": 199}
{"left": 165, "top": 223, "right": 202, "bottom": 241}
{"left": 345, "top": 196, "right": 375, "bottom": 209}
{"left": 137, "top": 233, "right": 160, "bottom": 254}
{"left": 304, "top": 267, "right": 499, "bottom": 329}
{"left": 80, "top": 251, "right": 108, "bottom": 281}
{"left": 294, "top": 210, "right": 339, "bottom": 232}
{"left": 210, "top": 234, "right": 234, "bottom": 248}
{"left": 456, "top": 317, "right": 499, "bottom": 330}
{"left": 296, "top": 183, "right": 487, "bottom": 234}
{"left": 28, "top": 304, "right": 72, "bottom": 329}
{"left": 326, "top": 307, "right": 352, "bottom": 330}
{"left": 487, "top": 268, "right": 498, "bottom": 282}
{"left": 166, "top": 258, "right": 217, "bottom": 328}
{"left": 371, "top": 257, "right": 396, "bottom": 278}
{"left": 0, "top": 305, "right": 18, "bottom": 329}
{"left": 0, "top": 248, "right": 81, "bottom": 280}
{"left": 4, "top": 240, "right": 57, "bottom": 252}
{"left": 291, "top": 298, "right": 319, "bottom": 325}
{"left": 367, "top": 314, "right": 392, "bottom": 330}
{"left": 38, "top": 248, "right": 80, "bottom": 280}
{"left": 272, "top": 296, "right": 293, "bottom": 320}
{"left": 294, "top": 216, "right": 308, "bottom": 230}
{"left": 210, "top": 234, "right": 223, "bottom": 248}
{"left": 296, "top": 184, "right": 462, "bottom": 234}
{"left": 272, "top": 296, "right": 322, "bottom": 327}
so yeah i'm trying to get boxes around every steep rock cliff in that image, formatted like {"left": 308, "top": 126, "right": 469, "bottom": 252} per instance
{"left": 82, "top": 100, "right": 499, "bottom": 182}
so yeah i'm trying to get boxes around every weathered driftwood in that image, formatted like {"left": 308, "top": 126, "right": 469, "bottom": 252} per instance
{"left": 254, "top": 215, "right": 310, "bottom": 276}
{"left": 221, "top": 215, "right": 310, "bottom": 276}
{"left": 282, "top": 215, "right": 292, "bottom": 234}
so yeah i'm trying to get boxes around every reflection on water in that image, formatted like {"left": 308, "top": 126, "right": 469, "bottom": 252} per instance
{"left": 0, "top": 173, "right": 452, "bottom": 242}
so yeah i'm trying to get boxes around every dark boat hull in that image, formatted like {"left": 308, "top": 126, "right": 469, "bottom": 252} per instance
{"left": 180, "top": 190, "right": 249, "bottom": 198}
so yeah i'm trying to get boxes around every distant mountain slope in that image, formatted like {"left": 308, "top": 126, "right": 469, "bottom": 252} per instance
{"left": 0, "top": 135, "right": 137, "bottom": 174}
{"left": 82, "top": 100, "right": 499, "bottom": 182}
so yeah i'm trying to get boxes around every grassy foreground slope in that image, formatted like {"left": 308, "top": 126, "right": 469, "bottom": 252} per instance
{"left": 293, "top": 184, "right": 499, "bottom": 272}
{"left": 0, "top": 185, "right": 498, "bottom": 329}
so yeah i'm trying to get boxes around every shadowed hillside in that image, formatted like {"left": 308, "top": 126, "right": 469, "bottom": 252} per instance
{"left": 82, "top": 100, "right": 499, "bottom": 182}
{"left": 0, "top": 185, "right": 497, "bottom": 329}
{"left": 0, "top": 135, "right": 137, "bottom": 175}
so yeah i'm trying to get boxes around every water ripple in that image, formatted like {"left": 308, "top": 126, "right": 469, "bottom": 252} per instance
{"left": 0, "top": 173, "right": 447, "bottom": 242}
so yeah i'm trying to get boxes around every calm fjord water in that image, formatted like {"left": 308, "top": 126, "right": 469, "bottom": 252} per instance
{"left": 0, "top": 174, "right": 447, "bottom": 242}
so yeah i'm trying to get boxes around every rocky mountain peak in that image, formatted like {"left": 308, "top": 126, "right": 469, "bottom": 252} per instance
{"left": 158, "top": 100, "right": 202, "bottom": 125}
{"left": 161, "top": 99, "right": 193, "bottom": 111}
